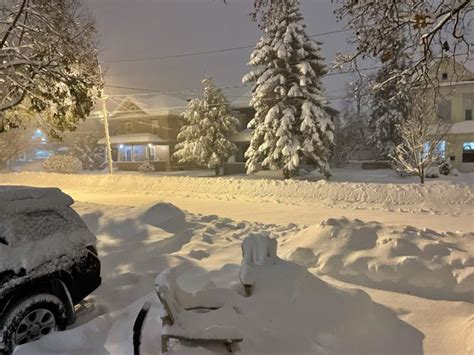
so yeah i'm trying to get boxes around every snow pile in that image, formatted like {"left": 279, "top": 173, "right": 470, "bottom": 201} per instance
{"left": 1, "top": 172, "right": 472, "bottom": 214}
{"left": 282, "top": 218, "right": 474, "bottom": 301}
{"left": 16, "top": 235, "right": 424, "bottom": 355}
{"left": 11, "top": 202, "right": 472, "bottom": 355}
{"left": 240, "top": 234, "right": 277, "bottom": 286}
{"left": 0, "top": 186, "right": 96, "bottom": 273}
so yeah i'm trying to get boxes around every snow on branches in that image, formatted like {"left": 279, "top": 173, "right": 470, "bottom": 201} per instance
{"left": 333, "top": 0, "right": 474, "bottom": 88}
{"left": 244, "top": 0, "right": 334, "bottom": 179}
{"left": 0, "top": 0, "right": 101, "bottom": 138}
{"left": 390, "top": 95, "right": 451, "bottom": 184}
{"left": 173, "top": 77, "right": 239, "bottom": 176}
{"left": 0, "top": 126, "right": 36, "bottom": 169}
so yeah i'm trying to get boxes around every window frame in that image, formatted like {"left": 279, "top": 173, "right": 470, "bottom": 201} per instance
{"left": 462, "top": 141, "right": 474, "bottom": 163}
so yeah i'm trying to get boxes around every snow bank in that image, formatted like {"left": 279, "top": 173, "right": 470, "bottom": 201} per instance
{"left": 1, "top": 172, "right": 472, "bottom": 214}
{"left": 282, "top": 218, "right": 474, "bottom": 301}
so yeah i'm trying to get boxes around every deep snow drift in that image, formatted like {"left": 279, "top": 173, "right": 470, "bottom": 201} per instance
{"left": 282, "top": 218, "right": 474, "bottom": 302}
{"left": 13, "top": 202, "right": 473, "bottom": 355}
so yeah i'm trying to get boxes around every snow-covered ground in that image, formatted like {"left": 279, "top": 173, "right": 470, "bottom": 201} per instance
{"left": 0, "top": 170, "right": 472, "bottom": 354}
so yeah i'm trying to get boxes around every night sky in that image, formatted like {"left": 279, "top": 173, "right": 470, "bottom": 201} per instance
{"left": 86, "top": 0, "right": 355, "bottom": 107}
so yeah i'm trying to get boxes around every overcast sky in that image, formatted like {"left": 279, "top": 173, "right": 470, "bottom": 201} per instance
{"left": 86, "top": 0, "right": 356, "bottom": 107}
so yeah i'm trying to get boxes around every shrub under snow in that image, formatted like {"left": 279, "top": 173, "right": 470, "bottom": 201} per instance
{"left": 138, "top": 161, "right": 155, "bottom": 173}
{"left": 43, "top": 155, "right": 82, "bottom": 174}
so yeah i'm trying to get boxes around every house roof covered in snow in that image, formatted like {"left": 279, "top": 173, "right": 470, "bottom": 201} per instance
{"left": 449, "top": 120, "right": 474, "bottom": 135}
{"left": 231, "top": 129, "right": 253, "bottom": 143}
{"left": 98, "top": 133, "right": 168, "bottom": 145}
{"left": 231, "top": 89, "right": 253, "bottom": 109}
{"left": 110, "top": 94, "right": 189, "bottom": 119}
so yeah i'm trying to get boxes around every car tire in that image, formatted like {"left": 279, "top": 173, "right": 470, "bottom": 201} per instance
{"left": 0, "top": 294, "right": 68, "bottom": 354}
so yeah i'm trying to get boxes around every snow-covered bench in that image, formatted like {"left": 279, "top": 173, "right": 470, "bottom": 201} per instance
{"left": 239, "top": 234, "right": 278, "bottom": 296}
{"left": 155, "top": 268, "right": 243, "bottom": 353}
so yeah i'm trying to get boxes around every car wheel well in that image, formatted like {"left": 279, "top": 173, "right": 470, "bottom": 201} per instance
{"left": 1, "top": 277, "right": 75, "bottom": 326}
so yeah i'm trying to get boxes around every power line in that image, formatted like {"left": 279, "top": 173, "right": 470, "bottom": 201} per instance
{"left": 105, "top": 29, "right": 350, "bottom": 64}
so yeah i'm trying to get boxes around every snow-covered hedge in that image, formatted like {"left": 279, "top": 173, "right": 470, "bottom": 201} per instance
{"left": 138, "top": 161, "right": 155, "bottom": 173}
{"left": 43, "top": 155, "right": 82, "bottom": 174}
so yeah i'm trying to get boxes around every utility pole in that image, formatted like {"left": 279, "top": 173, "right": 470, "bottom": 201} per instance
{"left": 99, "top": 64, "right": 114, "bottom": 174}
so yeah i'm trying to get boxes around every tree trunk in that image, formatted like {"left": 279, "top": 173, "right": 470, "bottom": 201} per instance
{"left": 214, "top": 165, "right": 220, "bottom": 176}
{"left": 283, "top": 168, "right": 290, "bottom": 180}
{"left": 419, "top": 166, "right": 425, "bottom": 184}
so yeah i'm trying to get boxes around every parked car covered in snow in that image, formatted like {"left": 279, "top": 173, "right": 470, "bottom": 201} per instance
{"left": 0, "top": 187, "right": 101, "bottom": 354}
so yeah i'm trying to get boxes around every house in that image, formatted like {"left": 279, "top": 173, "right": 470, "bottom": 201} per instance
{"left": 101, "top": 92, "right": 339, "bottom": 173}
{"left": 98, "top": 94, "right": 188, "bottom": 171}
{"left": 429, "top": 58, "right": 474, "bottom": 172}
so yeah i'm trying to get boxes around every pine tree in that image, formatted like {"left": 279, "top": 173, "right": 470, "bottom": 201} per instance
{"left": 70, "top": 133, "right": 105, "bottom": 170}
{"left": 243, "top": 0, "right": 334, "bottom": 179}
{"left": 174, "top": 77, "right": 239, "bottom": 176}
{"left": 368, "top": 37, "right": 412, "bottom": 160}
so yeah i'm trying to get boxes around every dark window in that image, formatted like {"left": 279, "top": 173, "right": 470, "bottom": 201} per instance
{"left": 437, "top": 99, "right": 452, "bottom": 121}
{"left": 466, "top": 109, "right": 472, "bottom": 121}
{"left": 462, "top": 142, "right": 474, "bottom": 163}
{"left": 441, "top": 73, "right": 448, "bottom": 80}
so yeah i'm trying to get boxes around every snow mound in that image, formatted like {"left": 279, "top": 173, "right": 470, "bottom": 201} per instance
{"left": 133, "top": 202, "right": 187, "bottom": 232}
{"left": 282, "top": 218, "right": 474, "bottom": 301}
{"left": 16, "top": 259, "right": 423, "bottom": 355}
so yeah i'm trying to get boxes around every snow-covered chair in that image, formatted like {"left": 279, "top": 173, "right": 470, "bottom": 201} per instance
{"left": 239, "top": 234, "right": 278, "bottom": 296}
{"left": 155, "top": 267, "right": 243, "bottom": 353}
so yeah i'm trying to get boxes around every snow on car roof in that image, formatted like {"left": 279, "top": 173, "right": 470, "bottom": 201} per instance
{"left": 0, "top": 186, "right": 74, "bottom": 215}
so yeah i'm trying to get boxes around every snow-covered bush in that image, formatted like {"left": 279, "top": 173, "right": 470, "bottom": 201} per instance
{"left": 425, "top": 166, "right": 439, "bottom": 179}
{"left": 43, "top": 155, "right": 82, "bottom": 174}
{"left": 138, "top": 161, "right": 155, "bottom": 173}
{"left": 438, "top": 159, "right": 452, "bottom": 176}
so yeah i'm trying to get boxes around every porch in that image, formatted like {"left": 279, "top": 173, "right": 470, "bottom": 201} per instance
{"left": 98, "top": 133, "right": 172, "bottom": 171}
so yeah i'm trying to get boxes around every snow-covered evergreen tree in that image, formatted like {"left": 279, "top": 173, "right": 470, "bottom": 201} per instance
{"left": 368, "top": 37, "right": 412, "bottom": 159}
{"left": 174, "top": 77, "right": 239, "bottom": 176}
{"left": 70, "top": 133, "right": 105, "bottom": 170}
{"left": 243, "top": 0, "right": 334, "bottom": 179}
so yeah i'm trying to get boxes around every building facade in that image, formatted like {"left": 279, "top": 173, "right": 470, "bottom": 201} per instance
{"left": 431, "top": 59, "right": 474, "bottom": 172}
{"left": 98, "top": 95, "right": 186, "bottom": 171}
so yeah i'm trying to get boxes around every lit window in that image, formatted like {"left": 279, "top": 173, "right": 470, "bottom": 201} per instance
{"left": 423, "top": 141, "right": 446, "bottom": 159}
{"left": 462, "top": 142, "right": 474, "bottom": 163}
